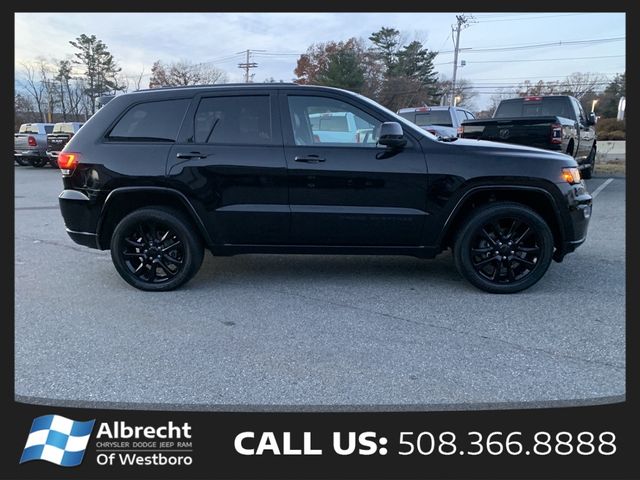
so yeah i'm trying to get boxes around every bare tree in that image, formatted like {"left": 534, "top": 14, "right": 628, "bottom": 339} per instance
{"left": 133, "top": 67, "right": 146, "bottom": 91}
{"left": 149, "top": 59, "right": 226, "bottom": 88}
{"left": 19, "top": 62, "right": 47, "bottom": 122}
{"left": 437, "top": 78, "right": 477, "bottom": 109}
{"left": 516, "top": 79, "right": 561, "bottom": 97}
{"left": 560, "top": 72, "right": 605, "bottom": 100}
{"left": 38, "top": 59, "right": 59, "bottom": 123}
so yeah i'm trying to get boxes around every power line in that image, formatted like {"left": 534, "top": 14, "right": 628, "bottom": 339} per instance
{"left": 436, "top": 36, "right": 624, "bottom": 54}
{"left": 467, "top": 72, "right": 622, "bottom": 81}
{"left": 252, "top": 52, "right": 302, "bottom": 56}
{"left": 476, "top": 13, "right": 593, "bottom": 23}
{"left": 435, "top": 54, "right": 625, "bottom": 65}
{"left": 435, "top": 54, "right": 623, "bottom": 65}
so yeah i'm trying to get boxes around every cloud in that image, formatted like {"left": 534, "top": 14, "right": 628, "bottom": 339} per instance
{"left": 15, "top": 12, "right": 624, "bottom": 107}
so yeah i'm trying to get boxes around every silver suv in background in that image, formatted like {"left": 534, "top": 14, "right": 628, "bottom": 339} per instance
{"left": 397, "top": 106, "right": 475, "bottom": 138}
{"left": 14, "top": 123, "right": 55, "bottom": 167}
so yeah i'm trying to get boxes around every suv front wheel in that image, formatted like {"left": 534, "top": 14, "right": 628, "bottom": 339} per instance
{"left": 453, "top": 202, "right": 554, "bottom": 293}
{"left": 110, "top": 207, "right": 204, "bottom": 291}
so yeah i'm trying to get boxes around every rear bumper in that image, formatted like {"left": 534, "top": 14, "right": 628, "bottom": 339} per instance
{"left": 65, "top": 228, "right": 99, "bottom": 249}
{"left": 14, "top": 149, "right": 42, "bottom": 158}
{"left": 59, "top": 190, "right": 101, "bottom": 249}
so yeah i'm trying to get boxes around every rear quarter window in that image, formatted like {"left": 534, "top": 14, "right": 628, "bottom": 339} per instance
{"left": 108, "top": 99, "right": 190, "bottom": 141}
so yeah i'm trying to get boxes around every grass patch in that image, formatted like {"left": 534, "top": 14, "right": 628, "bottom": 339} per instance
{"left": 595, "top": 158, "right": 625, "bottom": 176}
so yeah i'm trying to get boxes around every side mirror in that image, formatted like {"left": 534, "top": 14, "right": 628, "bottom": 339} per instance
{"left": 586, "top": 112, "right": 597, "bottom": 126}
{"left": 377, "top": 122, "right": 407, "bottom": 149}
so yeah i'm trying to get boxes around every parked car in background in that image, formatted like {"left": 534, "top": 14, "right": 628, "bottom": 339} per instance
{"left": 397, "top": 106, "right": 475, "bottom": 138}
{"left": 14, "top": 123, "right": 55, "bottom": 167}
{"left": 460, "top": 95, "right": 597, "bottom": 178}
{"left": 47, "top": 122, "right": 84, "bottom": 168}
{"left": 58, "top": 84, "right": 591, "bottom": 294}
{"left": 309, "top": 111, "right": 375, "bottom": 144}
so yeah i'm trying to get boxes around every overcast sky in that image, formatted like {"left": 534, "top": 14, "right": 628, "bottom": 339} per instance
{"left": 15, "top": 12, "right": 625, "bottom": 110}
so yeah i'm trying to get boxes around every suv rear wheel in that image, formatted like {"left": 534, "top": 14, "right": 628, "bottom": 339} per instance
{"left": 110, "top": 207, "right": 204, "bottom": 291}
{"left": 453, "top": 202, "right": 554, "bottom": 293}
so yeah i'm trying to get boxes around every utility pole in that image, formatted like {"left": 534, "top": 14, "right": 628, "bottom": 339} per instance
{"left": 237, "top": 49, "right": 264, "bottom": 83}
{"left": 450, "top": 13, "right": 475, "bottom": 106}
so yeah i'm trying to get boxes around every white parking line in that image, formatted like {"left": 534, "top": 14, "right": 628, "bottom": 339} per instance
{"left": 591, "top": 178, "right": 614, "bottom": 199}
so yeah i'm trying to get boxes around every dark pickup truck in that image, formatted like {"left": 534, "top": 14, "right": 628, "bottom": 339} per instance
{"left": 461, "top": 96, "right": 597, "bottom": 178}
{"left": 47, "top": 122, "right": 84, "bottom": 168}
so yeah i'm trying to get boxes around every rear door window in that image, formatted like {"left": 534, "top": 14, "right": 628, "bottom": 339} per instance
{"left": 193, "top": 96, "right": 272, "bottom": 145}
{"left": 108, "top": 99, "right": 190, "bottom": 141}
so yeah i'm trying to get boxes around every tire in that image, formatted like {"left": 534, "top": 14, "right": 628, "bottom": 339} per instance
{"left": 30, "top": 157, "right": 48, "bottom": 168}
{"left": 110, "top": 207, "right": 204, "bottom": 291}
{"left": 15, "top": 157, "right": 30, "bottom": 166}
{"left": 49, "top": 157, "right": 59, "bottom": 168}
{"left": 582, "top": 146, "right": 596, "bottom": 180}
{"left": 453, "top": 202, "right": 554, "bottom": 294}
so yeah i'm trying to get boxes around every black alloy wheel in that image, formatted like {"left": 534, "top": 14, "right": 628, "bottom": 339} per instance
{"left": 122, "top": 222, "right": 185, "bottom": 283}
{"left": 453, "top": 202, "right": 554, "bottom": 293}
{"left": 110, "top": 207, "right": 204, "bottom": 291}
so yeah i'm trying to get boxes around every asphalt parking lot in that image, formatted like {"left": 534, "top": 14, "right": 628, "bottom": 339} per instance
{"left": 14, "top": 165, "right": 625, "bottom": 411}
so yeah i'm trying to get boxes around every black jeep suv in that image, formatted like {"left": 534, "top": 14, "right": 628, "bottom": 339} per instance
{"left": 58, "top": 84, "right": 592, "bottom": 293}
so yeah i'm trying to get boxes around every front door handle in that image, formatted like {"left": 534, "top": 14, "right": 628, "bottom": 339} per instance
{"left": 176, "top": 152, "right": 208, "bottom": 159}
{"left": 294, "top": 155, "right": 326, "bottom": 163}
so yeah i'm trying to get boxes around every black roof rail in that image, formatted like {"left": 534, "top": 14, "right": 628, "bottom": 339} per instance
{"left": 135, "top": 82, "right": 300, "bottom": 92}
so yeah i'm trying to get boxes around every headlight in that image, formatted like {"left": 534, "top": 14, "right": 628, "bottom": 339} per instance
{"left": 562, "top": 167, "right": 581, "bottom": 185}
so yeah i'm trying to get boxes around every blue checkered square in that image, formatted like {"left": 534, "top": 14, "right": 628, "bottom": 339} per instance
{"left": 20, "top": 415, "right": 95, "bottom": 467}
{"left": 46, "top": 430, "right": 69, "bottom": 450}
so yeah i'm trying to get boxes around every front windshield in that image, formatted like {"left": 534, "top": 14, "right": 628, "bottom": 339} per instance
{"left": 353, "top": 93, "right": 438, "bottom": 141}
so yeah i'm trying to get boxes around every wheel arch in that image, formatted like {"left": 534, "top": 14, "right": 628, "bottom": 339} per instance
{"left": 96, "top": 187, "right": 212, "bottom": 250}
{"left": 438, "top": 185, "right": 565, "bottom": 256}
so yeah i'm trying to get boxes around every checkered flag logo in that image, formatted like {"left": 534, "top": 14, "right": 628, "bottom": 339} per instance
{"left": 20, "top": 415, "right": 95, "bottom": 467}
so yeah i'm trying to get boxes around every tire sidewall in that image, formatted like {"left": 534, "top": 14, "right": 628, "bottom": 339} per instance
{"left": 110, "top": 208, "right": 203, "bottom": 291}
{"left": 454, "top": 204, "right": 554, "bottom": 294}
{"left": 583, "top": 146, "right": 596, "bottom": 179}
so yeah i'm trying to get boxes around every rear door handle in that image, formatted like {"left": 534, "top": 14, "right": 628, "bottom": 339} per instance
{"left": 294, "top": 155, "right": 326, "bottom": 163}
{"left": 176, "top": 152, "right": 208, "bottom": 159}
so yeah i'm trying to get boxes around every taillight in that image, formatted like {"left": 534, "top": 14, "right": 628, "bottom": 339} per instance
{"left": 58, "top": 152, "right": 79, "bottom": 175}
{"left": 550, "top": 123, "right": 562, "bottom": 144}
{"left": 27, "top": 136, "right": 37, "bottom": 146}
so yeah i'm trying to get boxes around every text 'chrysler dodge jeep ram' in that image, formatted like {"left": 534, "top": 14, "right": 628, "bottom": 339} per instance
{"left": 57, "top": 84, "right": 592, "bottom": 293}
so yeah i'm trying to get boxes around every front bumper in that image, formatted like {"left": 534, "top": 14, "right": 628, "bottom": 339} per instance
{"left": 553, "top": 181, "right": 592, "bottom": 261}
